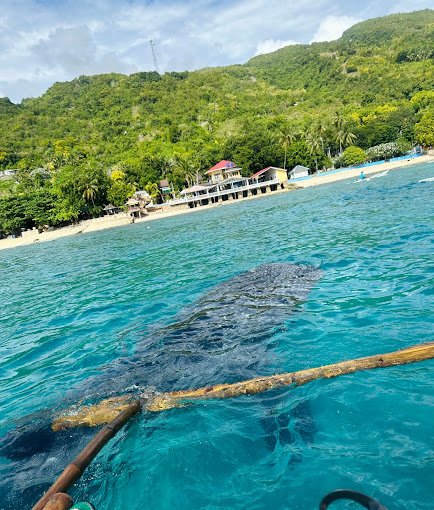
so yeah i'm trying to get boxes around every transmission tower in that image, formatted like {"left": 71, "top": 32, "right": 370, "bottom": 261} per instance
{"left": 149, "top": 40, "right": 160, "bottom": 74}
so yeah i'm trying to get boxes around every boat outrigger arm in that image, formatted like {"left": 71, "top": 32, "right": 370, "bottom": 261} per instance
{"left": 52, "top": 341, "right": 434, "bottom": 430}
{"left": 34, "top": 342, "right": 434, "bottom": 510}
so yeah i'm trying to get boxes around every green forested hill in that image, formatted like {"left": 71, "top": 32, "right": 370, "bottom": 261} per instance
{"left": 0, "top": 9, "right": 433, "bottom": 235}
{"left": 249, "top": 9, "right": 434, "bottom": 103}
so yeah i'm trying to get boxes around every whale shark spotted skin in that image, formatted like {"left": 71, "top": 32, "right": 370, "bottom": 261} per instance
{"left": 0, "top": 263, "right": 322, "bottom": 508}
{"left": 80, "top": 262, "right": 323, "bottom": 395}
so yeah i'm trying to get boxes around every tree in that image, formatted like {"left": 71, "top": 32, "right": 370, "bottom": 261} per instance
{"left": 172, "top": 154, "right": 196, "bottom": 188}
{"left": 279, "top": 128, "right": 298, "bottom": 170}
{"left": 79, "top": 165, "right": 109, "bottom": 214}
{"left": 366, "top": 142, "right": 402, "bottom": 161}
{"left": 304, "top": 129, "right": 323, "bottom": 172}
{"left": 333, "top": 111, "right": 357, "bottom": 154}
{"left": 107, "top": 180, "right": 135, "bottom": 207}
{"left": 25, "top": 190, "right": 57, "bottom": 228}
{"left": 52, "top": 165, "right": 85, "bottom": 222}
{"left": 145, "top": 182, "right": 160, "bottom": 203}
{"left": 286, "top": 140, "right": 329, "bottom": 172}
{"left": 414, "top": 109, "right": 434, "bottom": 146}
{"left": 313, "top": 118, "right": 328, "bottom": 151}
{"left": 52, "top": 163, "right": 108, "bottom": 221}
{"left": 335, "top": 126, "right": 357, "bottom": 154}
{"left": 0, "top": 196, "right": 28, "bottom": 236}
{"left": 223, "top": 122, "right": 282, "bottom": 174}
{"left": 81, "top": 178, "right": 98, "bottom": 205}
{"left": 340, "top": 146, "right": 367, "bottom": 166}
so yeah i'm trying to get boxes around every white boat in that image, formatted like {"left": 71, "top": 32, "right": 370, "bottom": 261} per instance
{"left": 365, "top": 170, "right": 389, "bottom": 181}
{"left": 418, "top": 177, "right": 434, "bottom": 183}
{"left": 354, "top": 170, "right": 389, "bottom": 183}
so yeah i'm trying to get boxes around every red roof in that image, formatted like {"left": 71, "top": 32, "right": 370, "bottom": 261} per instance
{"left": 250, "top": 166, "right": 272, "bottom": 179}
{"left": 250, "top": 166, "right": 285, "bottom": 179}
{"left": 205, "top": 160, "right": 238, "bottom": 174}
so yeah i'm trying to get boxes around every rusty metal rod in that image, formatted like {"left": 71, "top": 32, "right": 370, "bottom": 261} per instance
{"left": 33, "top": 400, "right": 141, "bottom": 510}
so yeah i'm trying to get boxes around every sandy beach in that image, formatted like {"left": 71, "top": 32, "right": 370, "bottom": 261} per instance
{"left": 1, "top": 154, "right": 433, "bottom": 251}
{"left": 294, "top": 154, "right": 434, "bottom": 187}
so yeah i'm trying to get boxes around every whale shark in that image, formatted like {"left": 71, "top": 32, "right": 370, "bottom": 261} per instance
{"left": 0, "top": 262, "right": 322, "bottom": 508}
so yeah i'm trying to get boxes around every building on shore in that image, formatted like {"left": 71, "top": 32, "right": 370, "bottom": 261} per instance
{"left": 159, "top": 179, "right": 172, "bottom": 197}
{"left": 288, "top": 165, "right": 309, "bottom": 179}
{"left": 125, "top": 191, "right": 151, "bottom": 218}
{"left": 205, "top": 160, "right": 243, "bottom": 183}
{"left": 103, "top": 204, "right": 120, "bottom": 215}
{"left": 250, "top": 166, "right": 289, "bottom": 185}
{"left": 169, "top": 161, "right": 291, "bottom": 210}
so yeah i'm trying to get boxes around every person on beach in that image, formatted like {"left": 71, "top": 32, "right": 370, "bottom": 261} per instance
{"left": 360, "top": 170, "right": 366, "bottom": 180}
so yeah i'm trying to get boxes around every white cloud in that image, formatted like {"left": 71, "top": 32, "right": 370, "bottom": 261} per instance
{"left": 255, "top": 39, "right": 297, "bottom": 56}
{"left": 30, "top": 26, "right": 136, "bottom": 76}
{"left": 0, "top": 1, "right": 433, "bottom": 103}
{"left": 311, "top": 15, "right": 361, "bottom": 42}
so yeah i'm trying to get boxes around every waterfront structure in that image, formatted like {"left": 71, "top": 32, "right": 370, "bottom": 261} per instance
{"left": 250, "top": 166, "right": 288, "bottom": 184}
{"left": 125, "top": 191, "right": 151, "bottom": 217}
{"left": 134, "top": 190, "right": 152, "bottom": 206}
{"left": 126, "top": 198, "right": 142, "bottom": 218}
{"left": 205, "top": 160, "right": 243, "bottom": 183}
{"left": 171, "top": 161, "right": 290, "bottom": 209}
{"left": 103, "top": 204, "right": 120, "bottom": 215}
{"left": 289, "top": 165, "right": 309, "bottom": 179}
{"left": 159, "top": 179, "right": 172, "bottom": 196}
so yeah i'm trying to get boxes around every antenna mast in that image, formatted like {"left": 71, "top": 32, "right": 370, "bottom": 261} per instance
{"left": 149, "top": 39, "right": 160, "bottom": 74}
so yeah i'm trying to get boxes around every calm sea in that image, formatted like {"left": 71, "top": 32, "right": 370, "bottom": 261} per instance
{"left": 1, "top": 163, "right": 433, "bottom": 509}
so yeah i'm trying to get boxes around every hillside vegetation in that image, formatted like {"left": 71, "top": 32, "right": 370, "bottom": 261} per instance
{"left": 0, "top": 9, "right": 433, "bottom": 235}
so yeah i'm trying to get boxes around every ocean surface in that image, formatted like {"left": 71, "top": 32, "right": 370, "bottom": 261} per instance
{"left": 1, "top": 163, "right": 433, "bottom": 509}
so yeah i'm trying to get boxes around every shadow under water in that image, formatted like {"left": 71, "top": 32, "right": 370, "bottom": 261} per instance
{"left": 0, "top": 263, "right": 322, "bottom": 508}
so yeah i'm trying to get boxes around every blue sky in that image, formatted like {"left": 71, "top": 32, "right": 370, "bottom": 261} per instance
{"left": 1, "top": 0, "right": 433, "bottom": 103}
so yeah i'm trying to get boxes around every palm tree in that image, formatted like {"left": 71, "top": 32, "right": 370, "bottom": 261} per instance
{"left": 335, "top": 129, "right": 346, "bottom": 155}
{"left": 145, "top": 182, "right": 160, "bottom": 203}
{"left": 279, "top": 128, "right": 298, "bottom": 170}
{"left": 173, "top": 155, "right": 196, "bottom": 188}
{"left": 332, "top": 111, "right": 357, "bottom": 154}
{"left": 332, "top": 111, "right": 345, "bottom": 154}
{"left": 304, "top": 129, "right": 323, "bottom": 172}
{"left": 81, "top": 179, "right": 98, "bottom": 205}
{"left": 314, "top": 118, "right": 328, "bottom": 152}
{"left": 332, "top": 111, "right": 345, "bottom": 132}
{"left": 343, "top": 130, "right": 357, "bottom": 148}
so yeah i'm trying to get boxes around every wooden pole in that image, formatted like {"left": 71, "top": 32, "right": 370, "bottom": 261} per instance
{"left": 41, "top": 493, "right": 73, "bottom": 510}
{"left": 33, "top": 401, "right": 141, "bottom": 510}
{"left": 147, "top": 341, "right": 434, "bottom": 411}
{"left": 52, "top": 342, "right": 434, "bottom": 430}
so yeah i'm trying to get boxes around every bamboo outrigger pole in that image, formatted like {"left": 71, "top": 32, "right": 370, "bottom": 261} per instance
{"left": 33, "top": 401, "right": 141, "bottom": 510}
{"left": 52, "top": 342, "right": 434, "bottom": 431}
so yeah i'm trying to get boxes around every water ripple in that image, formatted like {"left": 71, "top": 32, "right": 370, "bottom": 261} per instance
{"left": 0, "top": 164, "right": 433, "bottom": 509}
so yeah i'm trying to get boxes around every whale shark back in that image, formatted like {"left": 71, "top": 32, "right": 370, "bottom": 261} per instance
{"left": 0, "top": 263, "right": 322, "bottom": 509}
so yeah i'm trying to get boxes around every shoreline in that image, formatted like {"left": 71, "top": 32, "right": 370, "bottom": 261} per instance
{"left": 1, "top": 155, "right": 433, "bottom": 251}
{"left": 293, "top": 154, "right": 433, "bottom": 187}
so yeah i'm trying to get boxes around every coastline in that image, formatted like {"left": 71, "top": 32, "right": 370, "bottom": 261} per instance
{"left": 1, "top": 154, "right": 433, "bottom": 251}
{"left": 293, "top": 154, "right": 433, "bottom": 187}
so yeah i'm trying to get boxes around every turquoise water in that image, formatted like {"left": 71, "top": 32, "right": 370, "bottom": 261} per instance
{"left": 1, "top": 163, "right": 433, "bottom": 509}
